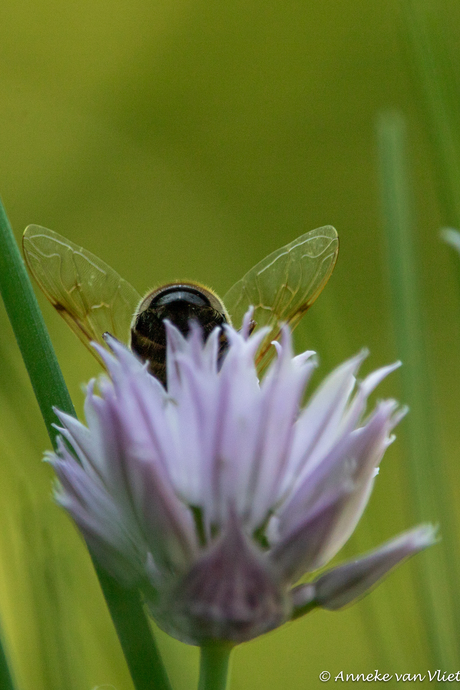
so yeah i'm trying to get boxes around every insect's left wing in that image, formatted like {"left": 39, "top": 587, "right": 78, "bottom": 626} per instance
{"left": 23, "top": 225, "right": 142, "bottom": 366}
{"left": 223, "top": 225, "right": 339, "bottom": 374}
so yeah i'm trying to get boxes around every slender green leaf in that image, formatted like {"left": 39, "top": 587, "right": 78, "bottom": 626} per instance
{"left": 0, "top": 625, "right": 16, "bottom": 690}
{"left": 377, "top": 112, "right": 460, "bottom": 667}
{"left": 400, "top": 0, "right": 460, "bottom": 227}
{"left": 0, "top": 198, "right": 172, "bottom": 690}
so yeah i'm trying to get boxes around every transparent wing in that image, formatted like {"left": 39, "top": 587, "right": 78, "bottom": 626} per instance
{"left": 223, "top": 225, "right": 339, "bottom": 374}
{"left": 23, "top": 225, "right": 142, "bottom": 366}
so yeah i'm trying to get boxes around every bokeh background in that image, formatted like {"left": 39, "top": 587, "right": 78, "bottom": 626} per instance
{"left": 0, "top": 0, "right": 459, "bottom": 688}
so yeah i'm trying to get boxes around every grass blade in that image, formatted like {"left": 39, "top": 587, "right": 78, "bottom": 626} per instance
{"left": 377, "top": 112, "right": 459, "bottom": 667}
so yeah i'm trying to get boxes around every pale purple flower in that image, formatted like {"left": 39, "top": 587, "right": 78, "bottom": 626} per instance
{"left": 47, "top": 315, "right": 436, "bottom": 645}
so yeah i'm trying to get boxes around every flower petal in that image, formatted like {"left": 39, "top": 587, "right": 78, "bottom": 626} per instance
{"left": 153, "top": 510, "right": 290, "bottom": 644}
{"left": 280, "top": 352, "right": 368, "bottom": 494}
{"left": 274, "top": 399, "right": 403, "bottom": 571}
{"left": 269, "top": 486, "right": 352, "bottom": 582}
{"left": 298, "top": 524, "right": 438, "bottom": 611}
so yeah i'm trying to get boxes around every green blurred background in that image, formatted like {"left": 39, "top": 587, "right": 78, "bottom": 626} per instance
{"left": 1, "top": 0, "right": 459, "bottom": 688}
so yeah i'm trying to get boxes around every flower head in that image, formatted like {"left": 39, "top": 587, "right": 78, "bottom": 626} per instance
{"left": 48, "top": 317, "right": 435, "bottom": 645}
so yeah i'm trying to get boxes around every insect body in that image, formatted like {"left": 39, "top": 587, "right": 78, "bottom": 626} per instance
{"left": 22, "top": 224, "right": 339, "bottom": 383}
{"left": 131, "top": 283, "right": 229, "bottom": 385}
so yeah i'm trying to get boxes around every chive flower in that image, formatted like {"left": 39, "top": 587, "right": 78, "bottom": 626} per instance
{"left": 48, "top": 315, "right": 435, "bottom": 645}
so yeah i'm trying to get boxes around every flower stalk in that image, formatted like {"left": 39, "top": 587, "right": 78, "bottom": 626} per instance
{"left": 0, "top": 198, "right": 75, "bottom": 444}
{"left": 0, "top": 197, "right": 172, "bottom": 690}
{"left": 198, "top": 642, "right": 233, "bottom": 690}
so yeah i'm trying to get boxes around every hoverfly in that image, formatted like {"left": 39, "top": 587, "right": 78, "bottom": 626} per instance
{"left": 22, "top": 224, "right": 339, "bottom": 385}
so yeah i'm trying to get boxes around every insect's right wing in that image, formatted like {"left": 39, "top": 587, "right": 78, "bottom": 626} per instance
{"left": 23, "top": 225, "right": 142, "bottom": 366}
{"left": 223, "top": 225, "right": 339, "bottom": 375}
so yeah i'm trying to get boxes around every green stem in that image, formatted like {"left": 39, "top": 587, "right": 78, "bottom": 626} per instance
{"left": 94, "top": 563, "right": 172, "bottom": 690}
{"left": 0, "top": 198, "right": 172, "bottom": 690}
{"left": 198, "top": 643, "right": 233, "bottom": 690}
{"left": 0, "top": 200, "right": 75, "bottom": 442}
{"left": 0, "top": 626, "right": 16, "bottom": 690}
